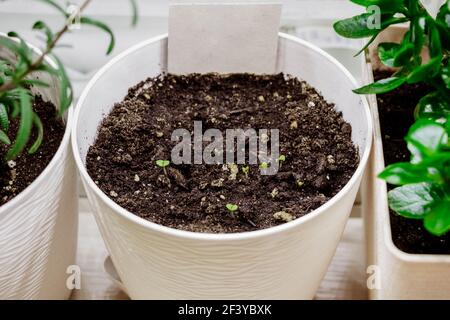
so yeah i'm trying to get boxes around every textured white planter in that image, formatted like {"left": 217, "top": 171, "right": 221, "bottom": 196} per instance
{"left": 73, "top": 33, "right": 372, "bottom": 300}
{"left": 361, "top": 26, "right": 450, "bottom": 300}
{"left": 0, "top": 35, "right": 78, "bottom": 300}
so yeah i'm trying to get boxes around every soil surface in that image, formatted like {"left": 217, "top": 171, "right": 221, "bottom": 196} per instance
{"left": 375, "top": 70, "right": 450, "bottom": 254}
{"left": 87, "top": 73, "right": 359, "bottom": 233}
{"left": 0, "top": 96, "right": 65, "bottom": 206}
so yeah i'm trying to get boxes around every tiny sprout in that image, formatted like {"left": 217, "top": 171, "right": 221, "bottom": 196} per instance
{"left": 242, "top": 166, "right": 250, "bottom": 177}
{"left": 259, "top": 162, "right": 269, "bottom": 169}
{"left": 156, "top": 160, "right": 170, "bottom": 168}
{"left": 296, "top": 180, "right": 304, "bottom": 188}
{"left": 278, "top": 155, "right": 286, "bottom": 168}
{"left": 226, "top": 203, "right": 239, "bottom": 212}
{"left": 270, "top": 188, "right": 279, "bottom": 199}
{"left": 156, "top": 159, "right": 170, "bottom": 178}
{"left": 228, "top": 163, "right": 239, "bottom": 180}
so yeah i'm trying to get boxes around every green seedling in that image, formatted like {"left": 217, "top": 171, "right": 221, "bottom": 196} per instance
{"left": 226, "top": 203, "right": 239, "bottom": 213}
{"left": 242, "top": 165, "right": 250, "bottom": 177}
{"left": 259, "top": 162, "right": 269, "bottom": 169}
{"left": 156, "top": 159, "right": 170, "bottom": 175}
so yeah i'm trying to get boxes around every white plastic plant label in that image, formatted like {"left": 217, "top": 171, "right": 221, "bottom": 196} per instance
{"left": 168, "top": 1, "right": 282, "bottom": 74}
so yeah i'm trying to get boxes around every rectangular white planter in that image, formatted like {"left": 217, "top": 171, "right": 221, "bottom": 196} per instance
{"left": 361, "top": 26, "right": 450, "bottom": 300}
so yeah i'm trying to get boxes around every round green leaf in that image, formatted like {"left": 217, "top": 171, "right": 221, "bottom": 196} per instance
{"left": 406, "top": 120, "right": 448, "bottom": 162}
{"left": 378, "top": 42, "right": 400, "bottom": 67}
{"left": 424, "top": 199, "right": 450, "bottom": 236}
{"left": 379, "top": 162, "right": 439, "bottom": 185}
{"left": 388, "top": 183, "right": 436, "bottom": 218}
{"left": 414, "top": 92, "right": 450, "bottom": 120}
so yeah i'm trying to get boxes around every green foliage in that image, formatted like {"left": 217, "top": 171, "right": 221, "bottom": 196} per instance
{"left": 336, "top": 0, "right": 450, "bottom": 236}
{"left": 156, "top": 160, "right": 170, "bottom": 168}
{"left": 225, "top": 203, "right": 239, "bottom": 212}
{"left": 0, "top": 0, "right": 138, "bottom": 160}
{"left": 379, "top": 119, "right": 450, "bottom": 236}
{"left": 335, "top": 0, "right": 450, "bottom": 99}
{"left": 130, "top": 0, "right": 139, "bottom": 27}
{"left": 79, "top": 17, "right": 115, "bottom": 55}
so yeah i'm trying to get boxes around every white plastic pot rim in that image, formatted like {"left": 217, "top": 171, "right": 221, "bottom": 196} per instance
{"left": 72, "top": 32, "right": 373, "bottom": 241}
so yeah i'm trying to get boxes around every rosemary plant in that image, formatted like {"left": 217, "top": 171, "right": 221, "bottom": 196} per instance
{"left": 0, "top": 0, "right": 137, "bottom": 160}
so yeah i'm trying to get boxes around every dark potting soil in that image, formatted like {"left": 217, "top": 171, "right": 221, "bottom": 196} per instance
{"left": 0, "top": 96, "right": 65, "bottom": 206}
{"left": 375, "top": 70, "right": 450, "bottom": 254}
{"left": 86, "top": 73, "right": 359, "bottom": 233}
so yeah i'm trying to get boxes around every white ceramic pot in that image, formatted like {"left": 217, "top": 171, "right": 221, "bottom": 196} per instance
{"left": 361, "top": 26, "right": 450, "bottom": 300}
{"left": 0, "top": 34, "right": 78, "bottom": 300}
{"left": 73, "top": 33, "right": 372, "bottom": 299}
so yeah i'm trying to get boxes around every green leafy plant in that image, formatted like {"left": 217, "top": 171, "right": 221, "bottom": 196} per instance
{"left": 379, "top": 118, "right": 450, "bottom": 235}
{"left": 335, "top": 0, "right": 450, "bottom": 115}
{"left": 225, "top": 203, "right": 239, "bottom": 212}
{"left": 335, "top": 0, "right": 450, "bottom": 235}
{"left": 0, "top": 0, "right": 138, "bottom": 160}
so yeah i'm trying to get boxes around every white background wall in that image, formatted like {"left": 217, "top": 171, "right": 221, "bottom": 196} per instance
{"left": 0, "top": 0, "right": 443, "bottom": 98}
{"left": 0, "top": 1, "right": 366, "bottom": 94}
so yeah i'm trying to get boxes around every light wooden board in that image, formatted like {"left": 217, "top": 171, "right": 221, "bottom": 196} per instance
{"left": 70, "top": 199, "right": 367, "bottom": 300}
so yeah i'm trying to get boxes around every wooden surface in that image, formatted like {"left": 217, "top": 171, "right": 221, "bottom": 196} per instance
{"left": 70, "top": 199, "right": 368, "bottom": 300}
